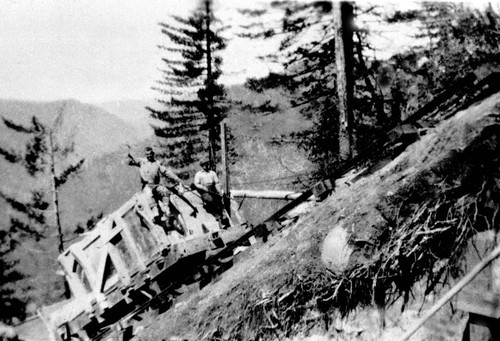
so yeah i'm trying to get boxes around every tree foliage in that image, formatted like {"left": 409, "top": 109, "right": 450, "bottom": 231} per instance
{"left": 241, "top": 2, "right": 500, "bottom": 178}
{"left": 0, "top": 230, "right": 26, "bottom": 324}
{"left": 148, "top": 0, "right": 228, "bottom": 169}
{"left": 385, "top": 2, "right": 500, "bottom": 115}
{"left": 0, "top": 112, "right": 84, "bottom": 244}
{"left": 0, "top": 107, "right": 84, "bottom": 322}
{"left": 241, "top": 2, "right": 387, "bottom": 177}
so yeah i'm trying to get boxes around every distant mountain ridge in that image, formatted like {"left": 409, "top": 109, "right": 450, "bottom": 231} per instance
{"left": 94, "top": 99, "right": 154, "bottom": 139}
{"left": 0, "top": 98, "right": 153, "bottom": 309}
{"left": 0, "top": 99, "right": 145, "bottom": 161}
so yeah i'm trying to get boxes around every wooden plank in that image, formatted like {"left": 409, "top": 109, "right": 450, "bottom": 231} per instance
{"left": 71, "top": 245, "right": 101, "bottom": 292}
{"left": 115, "top": 212, "right": 147, "bottom": 272}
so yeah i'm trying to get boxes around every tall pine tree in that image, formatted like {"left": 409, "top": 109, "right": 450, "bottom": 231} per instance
{"left": 147, "top": 0, "right": 227, "bottom": 169}
{"left": 0, "top": 104, "right": 84, "bottom": 253}
{"left": 0, "top": 105, "right": 85, "bottom": 322}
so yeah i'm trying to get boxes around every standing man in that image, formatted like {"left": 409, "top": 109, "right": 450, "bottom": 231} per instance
{"left": 193, "top": 157, "right": 227, "bottom": 227}
{"left": 127, "top": 146, "right": 183, "bottom": 226}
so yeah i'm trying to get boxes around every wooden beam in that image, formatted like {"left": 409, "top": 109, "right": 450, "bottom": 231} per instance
{"left": 231, "top": 190, "right": 316, "bottom": 201}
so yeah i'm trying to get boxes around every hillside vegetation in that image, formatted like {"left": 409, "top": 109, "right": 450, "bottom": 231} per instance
{"left": 137, "top": 89, "right": 500, "bottom": 341}
{"left": 226, "top": 85, "right": 314, "bottom": 222}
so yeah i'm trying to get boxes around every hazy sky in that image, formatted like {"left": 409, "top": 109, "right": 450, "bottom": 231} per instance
{"left": 0, "top": 1, "right": 494, "bottom": 103}
{"left": 0, "top": 0, "right": 282, "bottom": 103}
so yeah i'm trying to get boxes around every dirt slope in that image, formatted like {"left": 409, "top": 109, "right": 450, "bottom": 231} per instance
{"left": 138, "top": 93, "right": 500, "bottom": 341}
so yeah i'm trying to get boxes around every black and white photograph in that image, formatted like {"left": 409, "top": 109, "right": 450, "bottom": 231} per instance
{"left": 1, "top": 1, "right": 500, "bottom": 340}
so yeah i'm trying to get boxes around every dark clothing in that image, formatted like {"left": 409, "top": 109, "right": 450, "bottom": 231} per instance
{"left": 145, "top": 183, "right": 171, "bottom": 204}
{"left": 199, "top": 189, "right": 223, "bottom": 221}
{"left": 194, "top": 168, "right": 228, "bottom": 227}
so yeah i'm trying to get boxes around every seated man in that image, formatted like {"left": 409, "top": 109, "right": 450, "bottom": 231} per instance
{"left": 193, "top": 158, "right": 228, "bottom": 227}
{"left": 127, "top": 147, "right": 183, "bottom": 227}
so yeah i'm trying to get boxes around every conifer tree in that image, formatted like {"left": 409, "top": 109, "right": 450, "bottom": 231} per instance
{"left": 385, "top": 3, "right": 500, "bottom": 113}
{"left": 147, "top": 0, "right": 227, "bottom": 169}
{"left": 240, "top": 2, "right": 385, "bottom": 176}
{"left": 0, "top": 104, "right": 84, "bottom": 253}
{"left": 0, "top": 230, "right": 25, "bottom": 323}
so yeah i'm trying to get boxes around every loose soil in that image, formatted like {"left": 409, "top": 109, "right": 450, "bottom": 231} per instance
{"left": 137, "top": 93, "right": 500, "bottom": 341}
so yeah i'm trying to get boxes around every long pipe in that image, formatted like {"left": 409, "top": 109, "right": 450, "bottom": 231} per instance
{"left": 400, "top": 244, "right": 500, "bottom": 341}
{"left": 231, "top": 190, "right": 316, "bottom": 201}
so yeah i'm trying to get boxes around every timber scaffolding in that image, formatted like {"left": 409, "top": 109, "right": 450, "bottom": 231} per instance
{"left": 83, "top": 72, "right": 500, "bottom": 341}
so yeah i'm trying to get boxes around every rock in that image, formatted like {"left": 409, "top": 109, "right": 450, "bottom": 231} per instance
{"left": 321, "top": 207, "right": 388, "bottom": 274}
{"left": 321, "top": 223, "right": 353, "bottom": 274}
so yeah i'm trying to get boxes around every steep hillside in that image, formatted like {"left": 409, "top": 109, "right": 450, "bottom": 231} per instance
{"left": 0, "top": 99, "right": 152, "bottom": 309}
{"left": 0, "top": 98, "right": 147, "bottom": 255}
{"left": 226, "top": 84, "right": 315, "bottom": 222}
{"left": 2, "top": 139, "right": 154, "bottom": 309}
{"left": 136, "top": 93, "right": 500, "bottom": 340}
{"left": 0, "top": 100, "right": 149, "bottom": 225}
{"left": 226, "top": 85, "right": 309, "bottom": 141}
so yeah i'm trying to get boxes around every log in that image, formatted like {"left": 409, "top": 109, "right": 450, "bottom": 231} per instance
{"left": 231, "top": 190, "right": 316, "bottom": 201}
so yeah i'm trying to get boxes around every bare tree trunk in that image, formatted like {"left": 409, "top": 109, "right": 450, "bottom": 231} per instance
{"left": 205, "top": 0, "right": 216, "bottom": 167}
{"left": 48, "top": 132, "right": 64, "bottom": 253}
{"left": 334, "top": 1, "right": 354, "bottom": 161}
